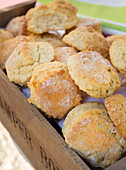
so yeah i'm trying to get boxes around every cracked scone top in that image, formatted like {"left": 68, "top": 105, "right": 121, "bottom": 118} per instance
{"left": 67, "top": 51, "right": 121, "bottom": 98}
{"left": 105, "top": 94, "right": 126, "bottom": 139}
{"left": 28, "top": 61, "right": 81, "bottom": 119}
{"left": 62, "top": 102, "right": 126, "bottom": 168}
{"left": 26, "top": 0, "right": 78, "bottom": 34}
{"left": 5, "top": 41, "right": 54, "bottom": 86}
{"left": 62, "top": 26, "right": 109, "bottom": 57}
{"left": 109, "top": 38, "right": 126, "bottom": 78}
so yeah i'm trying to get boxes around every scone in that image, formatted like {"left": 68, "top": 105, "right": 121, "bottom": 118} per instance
{"left": 28, "top": 61, "right": 81, "bottom": 119}
{"left": 62, "top": 102, "right": 126, "bottom": 168}
{"left": 106, "top": 34, "right": 126, "bottom": 46}
{"left": 62, "top": 26, "right": 109, "bottom": 57}
{"left": 29, "top": 33, "right": 66, "bottom": 48}
{"left": 54, "top": 47, "right": 77, "bottom": 64}
{"left": 0, "top": 35, "right": 32, "bottom": 70}
{"left": 67, "top": 51, "right": 121, "bottom": 98}
{"left": 0, "top": 29, "right": 13, "bottom": 43}
{"left": 26, "top": 0, "right": 78, "bottom": 34}
{"left": 109, "top": 38, "right": 126, "bottom": 78}
{"left": 66, "top": 17, "right": 102, "bottom": 34}
{"left": 105, "top": 94, "right": 126, "bottom": 138}
{"left": 6, "top": 15, "right": 29, "bottom": 36}
{"left": 5, "top": 42, "right": 54, "bottom": 86}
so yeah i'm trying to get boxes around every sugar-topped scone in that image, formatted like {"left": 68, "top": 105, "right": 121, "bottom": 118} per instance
{"left": 29, "top": 33, "right": 66, "bottom": 48}
{"left": 67, "top": 51, "right": 121, "bottom": 98}
{"left": 6, "top": 15, "right": 29, "bottom": 36}
{"left": 105, "top": 94, "right": 126, "bottom": 138}
{"left": 0, "top": 35, "right": 34, "bottom": 70}
{"left": 62, "top": 26, "right": 109, "bottom": 57}
{"left": 28, "top": 61, "right": 81, "bottom": 119}
{"left": 109, "top": 38, "right": 126, "bottom": 78}
{"left": 66, "top": 17, "right": 102, "bottom": 34}
{"left": 106, "top": 34, "right": 126, "bottom": 46}
{"left": 0, "top": 29, "right": 13, "bottom": 43}
{"left": 26, "top": 0, "right": 78, "bottom": 34}
{"left": 5, "top": 42, "right": 54, "bottom": 86}
{"left": 62, "top": 102, "right": 126, "bottom": 168}
{"left": 54, "top": 47, "right": 77, "bottom": 64}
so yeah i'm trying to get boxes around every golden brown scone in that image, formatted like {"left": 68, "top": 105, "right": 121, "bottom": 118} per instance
{"left": 6, "top": 15, "right": 29, "bottom": 36}
{"left": 29, "top": 33, "right": 67, "bottom": 48}
{"left": 67, "top": 51, "right": 121, "bottom": 98}
{"left": 62, "top": 102, "right": 126, "bottom": 168}
{"left": 106, "top": 34, "right": 126, "bottom": 46}
{"left": 0, "top": 29, "right": 13, "bottom": 43}
{"left": 0, "top": 35, "right": 33, "bottom": 70}
{"left": 66, "top": 17, "right": 102, "bottom": 34}
{"left": 28, "top": 61, "right": 81, "bottom": 119}
{"left": 5, "top": 42, "right": 54, "bottom": 86}
{"left": 109, "top": 38, "right": 126, "bottom": 78}
{"left": 26, "top": 0, "right": 78, "bottom": 34}
{"left": 62, "top": 26, "right": 109, "bottom": 57}
{"left": 54, "top": 47, "right": 77, "bottom": 64}
{"left": 105, "top": 94, "right": 126, "bottom": 139}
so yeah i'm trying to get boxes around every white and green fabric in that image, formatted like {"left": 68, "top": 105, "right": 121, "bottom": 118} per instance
{"left": 37, "top": 0, "right": 126, "bottom": 35}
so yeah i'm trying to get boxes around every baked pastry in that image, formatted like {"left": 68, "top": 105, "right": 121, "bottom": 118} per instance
{"left": 62, "top": 102, "right": 126, "bottom": 168}
{"left": 106, "top": 34, "right": 126, "bottom": 46}
{"left": 5, "top": 42, "right": 54, "bottom": 86}
{"left": 28, "top": 61, "right": 81, "bottom": 119}
{"left": 26, "top": 0, "right": 78, "bottom": 34}
{"left": 0, "top": 29, "right": 13, "bottom": 43}
{"left": 6, "top": 15, "right": 29, "bottom": 36}
{"left": 62, "top": 26, "right": 109, "bottom": 57}
{"left": 105, "top": 94, "right": 126, "bottom": 138}
{"left": 54, "top": 47, "right": 77, "bottom": 64}
{"left": 0, "top": 35, "right": 32, "bottom": 70}
{"left": 66, "top": 17, "right": 102, "bottom": 34}
{"left": 67, "top": 51, "right": 121, "bottom": 98}
{"left": 109, "top": 38, "right": 126, "bottom": 78}
{"left": 29, "top": 33, "right": 66, "bottom": 48}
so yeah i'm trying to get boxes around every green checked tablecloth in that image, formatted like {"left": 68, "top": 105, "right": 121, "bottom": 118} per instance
{"left": 37, "top": 0, "right": 126, "bottom": 35}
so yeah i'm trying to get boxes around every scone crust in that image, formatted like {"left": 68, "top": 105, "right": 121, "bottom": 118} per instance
{"left": 106, "top": 34, "right": 126, "bottom": 46}
{"left": 6, "top": 15, "right": 29, "bottom": 36}
{"left": 26, "top": 0, "right": 78, "bottom": 34}
{"left": 29, "top": 33, "right": 66, "bottom": 48}
{"left": 0, "top": 35, "right": 32, "bottom": 70}
{"left": 110, "top": 38, "right": 126, "bottom": 78}
{"left": 66, "top": 17, "right": 102, "bottom": 34}
{"left": 105, "top": 94, "right": 126, "bottom": 138}
{"left": 5, "top": 41, "right": 54, "bottom": 86}
{"left": 62, "top": 26, "right": 109, "bottom": 57}
{"left": 62, "top": 102, "right": 126, "bottom": 168}
{"left": 67, "top": 51, "right": 121, "bottom": 98}
{"left": 0, "top": 29, "right": 13, "bottom": 43}
{"left": 28, "top": 61, "right": 81, "bottom": 119}
{"left": 54, "top": 47, "right": 77, "bottom": 64}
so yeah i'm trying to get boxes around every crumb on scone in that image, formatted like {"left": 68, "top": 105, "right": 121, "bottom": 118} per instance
{"left": 105, "top": 94, "right": 126, "bottom": 139}
{"left": 67, "top": 51, "right": 121, "bottom": 98}
{"left": 62, "top": 26, "right": 109, "bottom": 57}
{"left": 62, "top": 102, "right": 126, "bottom": 168}
{"left": 28, "top": 61, "right": 81, "bottom": 119}
{"left": 5, "top": 41, "right": 54, "bottom": 86}
{"left": 26, "top": 0, "right": 78, "bottom": 34}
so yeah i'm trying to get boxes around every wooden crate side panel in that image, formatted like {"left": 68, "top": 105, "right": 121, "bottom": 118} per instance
{"left": 0, "top": 69, "right": 90, "bottom": 170}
